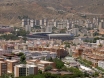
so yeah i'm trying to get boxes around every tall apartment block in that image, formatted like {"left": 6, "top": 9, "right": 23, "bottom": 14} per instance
{"left": 25, "top": 25, "right": 31, "bottom": 32}
{"left": 22, "top": 19, "right": 28, "bottom": 27}
{"left": 99, "top": 20, "right": 104, "bottom": 30}
{"left": 14, "top": 64, "right": 38, "bottom": 77}
{"left": 43, "top": 19, "right": 47, "bottom": 26}
{"left": 0, "top": 61, "right": 7, "bottom": 76}
{"left": 39, "top": 20, "right": 42, "bottom": 26}
{"left": 30, "top": 19, "right": 35, "bottom": 27}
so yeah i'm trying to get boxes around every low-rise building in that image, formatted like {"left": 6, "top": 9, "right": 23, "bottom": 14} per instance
{"left": 14, "top": 64, "right": 38, "bottom": 77}
{"left": 37, "top": 60, "right": 55, "bottom": 71}
{"left": 0, "top": 25, "right": 14, "bottom": 33}
{"left": 27, "top": 60, "right": 55, "bottom": 71}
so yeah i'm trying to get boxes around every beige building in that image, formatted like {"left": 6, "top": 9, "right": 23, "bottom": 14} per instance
{"left": 14, "top": 64, "right": 38, "bottom": 77}
{"left": 6, "top": 60, "right": 18, "bottom": 74}
{"left": 27, "top": 60, "right": 55, "bottom": 71}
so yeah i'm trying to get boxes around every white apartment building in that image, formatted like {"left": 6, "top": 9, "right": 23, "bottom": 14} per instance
{"left": 45, "top": 26, "right": 52, "bottom": 32}
{"left": 25, "top": 25, "right": 31, "bottom": 32}
{"left": 30, "top": 19, "right": 35, "bottom": 27}
{"left": 67, "top": 28, "right": 79, "bottom": 36}
{"left": 96, "top": 40, "right": 104, "bottom": 46}
{"left": 98, "top": 61, "right": 104, "bottom": 69}
{"left": 31, "top": 51, "right": 57, "bottom": 60}
{"left": 99, "top": 20, "right": 104, "bottom": 30}
{"left": 22, "top": 19, "right": 27, "bottom": 27}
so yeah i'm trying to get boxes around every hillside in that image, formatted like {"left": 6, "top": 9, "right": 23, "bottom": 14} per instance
{"left": 0, "top": 0, "right": 104, "bottom": 26}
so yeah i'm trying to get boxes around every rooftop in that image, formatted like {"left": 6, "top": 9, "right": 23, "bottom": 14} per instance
{"left": 47, "top": 34, "right": 71, "bottom": 36}
{"left": 15, "top": 64, "right": 37, "bottom": 67}
{"left": 6, "top": 59, "right": 18, "bottom": 62}
{"left": 0, "top": 61, "right": 6, "bottom": 63}
{"left": 39, "top": 60, "right": 54, "bottom": 64}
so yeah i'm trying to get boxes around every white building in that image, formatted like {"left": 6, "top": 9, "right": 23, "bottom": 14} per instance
{"left": 31, "top": 51, "right": 57, "bottom": 60}
{"left": 98, "top": 61, "right": 104, "bottom": 69}
{"left": 67, "top": 28, "right": 79, "bottom": 36}
{"left": 73, "top": 38, "right": 83, "bottom": 44}
{"left": 72, "top": 28, "right": 79, "bottom": 36}
{"left": 96, "top": 40, "right": 104, "bottom": 46}
{"left": 99, "top": 20, "right": 104, "bottom": 30}
{"left": 25, "top": 25, "right": 31, "bottom": 32}
{"left": 22, "top": 19, "right": 27, "bottom": 27}
{"left": 30, "top": 19, "right": 35, "bottom": 27}
{"left": 45, "top": 26, "right": 52, "bottom": 32}
{"left": 43, "top": 19, "right": 47, "bottom": 26}
{"left": 39, "top": 20, "right": 42, "bottom": 26}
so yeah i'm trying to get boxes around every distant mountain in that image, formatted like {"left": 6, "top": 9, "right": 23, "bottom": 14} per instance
{"left": 0, "top": 0, "right": 104, "bottom": 26}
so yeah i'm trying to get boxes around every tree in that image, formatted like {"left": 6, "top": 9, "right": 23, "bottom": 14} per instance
{"left": 43, "top": 73, "right": 51, "bottom": 78}
{"left": 68, "top": 67, "right": 83, "bottom": 77}
{"left": 38, "top": 70, "right": 42, "bottom": 74}
{"left": 1, "top": 74, "right": 9, "bottom": 78}
{"left": 45, "top": 65, "right": 52, "bottom": 71}
{"left": 16, "top": 29, "right": 29, "bottom": 37}
{"left": 99, "top": 44, "right": 103, "bottom": 47}
{"left": 93, "top": 32, "right": 99, "bottom": 36}
{"left": 60, "top": 29, "right": 66, "bottom": 33}
{"left": 63, "top": 41, "right": 70, "bottom": 48}
{"left": 8, "top": 73, "right": 14, "bottom": 78}
{"left": 33, "top": 74, "right": 45, "bottom": 78}
{"left": 20, "top": 55, "right": 26, "bottom": 64}
{"left": 53, "top": 58, "right": 64, "bottom": 69}
{"left": 52, "top": 27, "right": 58, "bottom": 33}
{"left": 0, "top": 34, "right": 19, "bottom": 40}
{"left": 34, "top": 25, "right": 41, "bottom": 29}
{"left": 61, "top": 66, "right": 67, "bottom": 71}
{"left": 48, "top": 57, "right": 53, "bottom": 62}
{"left": 18, "top": 52, "right": 24, "bottom": 57}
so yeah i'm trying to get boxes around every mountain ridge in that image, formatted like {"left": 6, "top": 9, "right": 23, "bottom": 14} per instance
{"left": 0, "top": 0, "right": 104, "bottom": 26}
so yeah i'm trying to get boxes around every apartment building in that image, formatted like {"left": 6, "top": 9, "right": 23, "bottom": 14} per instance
{"left": 6, "top": 60, "right": 18, "bottom": 73}
{"left": 28, "top": 45, "right": 67, "bottom": 58}
{"left": 37, "top": 60, "right": 55, "bottom": 71}
{"left": 67, "top": 28, "right": 79, "bottom": 36}
{"left": 25, "top": 25, "right": 31, "bottom": 32}
{"left": 98, "top": 61, "right": 104, "bottom": 69}
{"left": 0, "top": 58, "right": 4, "bottom": 61}
{"left": 56, "top": 20, "right": 67, "bottom": 29}
{"left": 70, "top": 44, "right": 104, "bottom": 67}
{"left": 22, "top": 19, "right": 28, "bottom": 27}
{"left": 14, "top": 64, "right": 38, "bottom": 77}
{"left": 72, "top": 48, "right": 83, "bottom": 58}
{"left": 0, "top": 61, "right": 7, "bottom": 76}
{"left": 82, "top": 52, "right": 104, "bottom": 67}
{"left": 0, "top": 25, "right": 14, "bottom": 33}
{"left": 45, "top": 26, "right": 52, "bottom": 32}
{"left": 27, "top": 60, "right": 55, "bottom": 71}
{"left": 81, "top": 47, "right": 104, "bottom": 67}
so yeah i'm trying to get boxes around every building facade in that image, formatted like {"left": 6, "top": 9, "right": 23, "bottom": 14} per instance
{"left": 14, "top": 64, "right": 38, "bottom": 77}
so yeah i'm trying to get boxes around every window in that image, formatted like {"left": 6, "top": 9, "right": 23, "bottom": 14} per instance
{"left": 19, "top": 68, "right": 26, "bottom": 76}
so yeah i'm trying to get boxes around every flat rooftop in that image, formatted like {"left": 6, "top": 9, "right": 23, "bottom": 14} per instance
{"left": 39, "top": 60, "right": 54, "bottom": 64}
{"left": 0, "top": 61, "right": 6, "bottom": 63}
{"left": 47, "top": 34, "right": 71, "bottom": 36}
{"left": 6, "top": 59, "right": 18, "bottom": 62}
{"left": 15, "top": 64, "right": 37, "bottom": 67}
